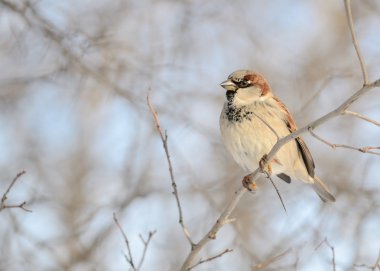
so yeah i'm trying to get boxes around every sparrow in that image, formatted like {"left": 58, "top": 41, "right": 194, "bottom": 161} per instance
{"left": 219, "top": 70, "right": 336, "bottom": 202}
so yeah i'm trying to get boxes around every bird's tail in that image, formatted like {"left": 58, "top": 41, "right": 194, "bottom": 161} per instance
{"left": 312, "top": 176, "right": 336, "bottom": 202}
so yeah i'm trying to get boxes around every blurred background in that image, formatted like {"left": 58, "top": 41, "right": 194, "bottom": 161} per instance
{"left": 0, "top": 0, "right": 380, "bottom": 270}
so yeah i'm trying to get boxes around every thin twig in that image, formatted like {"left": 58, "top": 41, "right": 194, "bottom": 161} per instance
{"left": 1, "top": 170, "right": 26, "bottom": 203}
{"left": 113, "top": 213, "right": 156, "bottom": 271}
{"left": 373, "top": 249, "right": 380, "bottom": 271}
{"left": 343, "top": 110, "right": 380, "bottom": 126}
{"left": 252, "top": 248, "right": 292, "bottom": 271}
{"left": 146, "top": 93, "right": 193, "bottom": 246}
{"left": 315, "top": 238, "right": 336, "bottom": 271}
{"left": 358, "top": 249, "right": 380, "bottom": 271}
{"left": 266, "top": 172, "right": 287, "bottom": 215}
{"left": 309, "top": 129, "right": 380, "bottom": 156}
{"left": 137, "top": 231, "right": 157, "bottom": 270}
{"left": 188, "top": 248, "right": 233, "bottom": 270}
{"left": 297, "top": 73, "right": 352, "bottom": 116}
{"left": 113, "top": 213, "right": 136, "bottom": 270}
{"left": 344, "top": 0, "right": 369, "bottom": 85}
{"left": 1, "top": 1, "right": 134, "bottom": 102}
{"left": 0, "top": 170, "right": 31, "bottom": 213}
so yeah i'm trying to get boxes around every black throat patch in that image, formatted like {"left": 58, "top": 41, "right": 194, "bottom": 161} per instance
{"left": 225, "top": 101, "right": 253, "bottom": 123}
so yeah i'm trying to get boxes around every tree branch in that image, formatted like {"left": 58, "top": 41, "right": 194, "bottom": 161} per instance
{"left": 344, "top": 0, "right": 369, "bottom": 85}
{"left": 113, "top": 213, "right": 136, "bottom": 270}
{"left": 180, "top": 186, "right": 246, "bottom": 270}
{"left": 343, "top": 110, "right": 380, "bottom": 127}
{"left": 372, "top": 250, "right": 380, "bottom": 271}
{"left": 146, "top": 93, "right": 194, "bottom": 246}
{"left": 309, "top": 129, "right": 380, "bottom": 156}
{"left": 188, "top": 248, "right": 233, "bottom": 270}
{"left": 113, "top": 213, "right": 156, "bottom": 271}
{"left": 0, "top": 170, "right": 31, "bottom": 213}
{"left": 315, "top": 238, "right": 336, "bottom": 271}
{"left": 137, "top": 231, "right": 157, "bottom": 270}
{"left": 252, "top": 248, "right": 292, "bottom": 271}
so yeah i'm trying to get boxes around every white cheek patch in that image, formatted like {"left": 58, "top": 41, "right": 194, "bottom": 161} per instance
{"left": 234, "top": 88, "right": 261, "bottom": 106}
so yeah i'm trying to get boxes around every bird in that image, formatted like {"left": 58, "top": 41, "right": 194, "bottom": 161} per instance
{"left": 219, "top": 69, "right": 336, "bottom": 202}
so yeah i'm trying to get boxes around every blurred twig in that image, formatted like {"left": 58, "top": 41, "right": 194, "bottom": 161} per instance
{"left": 354, "top": 249, "right": 380, "bottom": 271}
{"left": 344, "top": 0, "right": 369, "bottom": 85}
{"left": 315, "top": 238, "right": 336, "bottom": 271}
{"left": 113, "top": 213, "right": 135, "bottom": 269}
{"left": 374, "top": 251, "right": 380, "bottom": 271}
{"left": 252, "top": 248, "right": 292, "bottom": 271}
{"left": 0, "top": 0, "right": 134, "bottom": 101}
{"left": 113, "top": 213, "right": 156, "bottom": 271}
{"left": 137, "top": 232, "right": 156, "bottom": 271}
{"left": 0, "top": 170, "right": 31, "bottom": 213}
{"left": 188, "top": 248, "right": 233, "bottom": 270}
{"left": 146, "top": 93, "right": 194, "bottom": 246}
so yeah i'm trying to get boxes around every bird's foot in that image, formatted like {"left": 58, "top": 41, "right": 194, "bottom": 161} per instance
{"left": 242, "top": 175, "right": 257, "bottom": 191}
{"left": 267, "top": 162, "right": 272, "bottom": 176}
{"left": 259, "top": 154, "right": 272, "bottom": 175}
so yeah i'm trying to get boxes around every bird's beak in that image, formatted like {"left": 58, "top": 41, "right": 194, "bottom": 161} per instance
{"left": 220, "top": 79, "right": 237, "bottom": 91}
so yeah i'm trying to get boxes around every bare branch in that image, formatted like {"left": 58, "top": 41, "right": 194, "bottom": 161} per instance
{"left": 1, "top": 0, "right": 134, "bottom": 101}
{"left": 146, "top": 93, "right": 194, "bottom": 246}
{"left": 315, "top": 238, "right": 336, "bottom": 271}
{"left": 344, "top": 0, "right": 369, "bottom": 85}
{"left": 113, "top": 213, "right": 156, "bottom": 271}
{"left": 180, "top": 186, "right": 246, "bottom": 271}
{"left": 343, "top": 110, "right": 380, "bottom": 127}
{"left": 252, "top": 248, "right": 292, "bottom": 271}
{"left": 373, "top": 250, "right": 380, "bottom": 271}
{"left": 309, "top": 129, "right": 380, "bottom": 156}
{"left": 137, "top": 231, "right": 157, "bottom": 270}
{"left": 0, "top": 170, "right": 31, "bottom": 213}
{"left": 113, "top": 213, "right": 136, "bottom": 270}
{"left": 356, "top": 249, "right": 380, "bottom": 271}
{"left": 188, "top": 248, "right": 233, "bottom": 270}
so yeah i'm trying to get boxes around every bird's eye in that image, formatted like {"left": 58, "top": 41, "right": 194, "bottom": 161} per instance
{"left": 238, "top": 80, "right": 250, "bottom": 88}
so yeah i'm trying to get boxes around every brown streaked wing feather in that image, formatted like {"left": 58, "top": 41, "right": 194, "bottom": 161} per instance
{"left": 272, "top": 96, "right": 297, "bottom": 132}
{"left": 272, "top": 96, "right": 316, "bottom": 177}
{"left": 295, "top": 137, "right": 315, "bottom": 177}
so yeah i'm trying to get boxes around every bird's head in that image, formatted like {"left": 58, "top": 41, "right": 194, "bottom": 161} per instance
{"left": 220, "top": 70, "right": 272, "bottom": 106}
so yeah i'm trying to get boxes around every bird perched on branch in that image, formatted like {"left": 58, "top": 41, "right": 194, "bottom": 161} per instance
{"left": 219, "top": 70, "right": 335, "bottom": 202}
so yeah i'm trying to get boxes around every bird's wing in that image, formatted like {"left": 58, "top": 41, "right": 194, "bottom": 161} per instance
{"left": 272, "top": 96, "right": 315, "bottom": 177}
{"left": 295, "top": 137, "right": 315, "bottom": 177}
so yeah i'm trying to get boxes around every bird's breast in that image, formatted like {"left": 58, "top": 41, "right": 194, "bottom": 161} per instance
{"left": 220, "top": 102, "right": 291, "bottom": 172}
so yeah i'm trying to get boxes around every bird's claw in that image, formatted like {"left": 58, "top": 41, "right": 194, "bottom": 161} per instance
{"left": 259, "top": 154, "right": 272, "bottom": 175}
{"left": 242, "top": 175, "right": 257, "bottom": 191}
